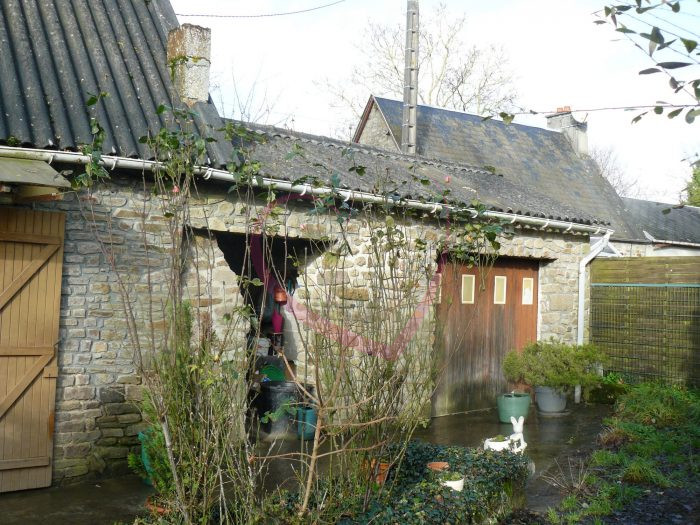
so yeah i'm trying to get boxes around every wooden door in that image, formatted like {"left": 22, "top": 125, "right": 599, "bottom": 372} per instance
{"left": 0, "top": 208, "right": 64, "bottom": 492}
{"left": 432, "top": 258, "right": 538, "bottom": 416}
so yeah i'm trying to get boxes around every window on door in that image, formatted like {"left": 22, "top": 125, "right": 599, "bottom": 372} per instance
{"left": 494, "top": 276, "right": 507, "bottom": 304}
{"left": 522, "top": 277, "right": 534, "bottom": 305}
{"left": 461, "top": 274, "right": 475, "bottom": 304}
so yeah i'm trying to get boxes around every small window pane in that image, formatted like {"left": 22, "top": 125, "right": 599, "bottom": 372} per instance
{"left": 494, "top": 276, "right": 507, "bottom": 304}
{"left": 461, "top": 274, "right": 475, "bottom": 304}
{"left": 522, "top": 277, "right": 534, "bottom": 305}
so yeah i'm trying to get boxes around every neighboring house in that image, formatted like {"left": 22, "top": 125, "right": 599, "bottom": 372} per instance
{"left": 614, "top": 198, "right": 700, "bottom": 256}
{"left": 354, "top": 96, "right": 700, "bottom": 254}
{"left": 0, "top": 1, "right": 624, "bottom": 490}
{"left": 354, "top": 96, "right": 640, "bottom": 240}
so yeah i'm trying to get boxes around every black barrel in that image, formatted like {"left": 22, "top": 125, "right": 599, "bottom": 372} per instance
{"left": 258, "top": 381, "right": 300, "bottom": 436}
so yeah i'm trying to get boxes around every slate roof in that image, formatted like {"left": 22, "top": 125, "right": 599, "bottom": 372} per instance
{"left": 235, "top": 122, "right": 606, "bottom": 226}
{"left": 622, "top": 197, "right": 700, "bottom": 244}
{"left": 0, "top": 1, "right": 607, "bottom": 228}
{"left": 0, "top": 0, "right": 229, "bottom": 164}
{"left": 360, "top": 97, "right": 639, "bottom": 238}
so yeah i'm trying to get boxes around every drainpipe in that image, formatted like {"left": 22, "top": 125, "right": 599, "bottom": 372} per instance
{"left": 574, "top": 230, "right": 614, "bottom": 403}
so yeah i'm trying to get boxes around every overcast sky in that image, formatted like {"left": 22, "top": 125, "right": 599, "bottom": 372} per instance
{"left": 171, "top": 0, "right": 700, "bottom": 204}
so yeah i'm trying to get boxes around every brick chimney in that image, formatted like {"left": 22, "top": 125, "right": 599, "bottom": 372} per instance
{"left": 545, "top": 106, "right": 588, "bottom": 156}
{"left": 166, "top": 24, "right": 211, "bottom": 106}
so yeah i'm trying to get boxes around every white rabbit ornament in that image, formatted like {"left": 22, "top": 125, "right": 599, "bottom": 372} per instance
{"left": 483, "top": 415, "right": 527, "bottom": 454}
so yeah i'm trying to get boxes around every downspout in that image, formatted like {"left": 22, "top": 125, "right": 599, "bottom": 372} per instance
{"left": 574, "top": 230, "right": 614, "bottom": 402}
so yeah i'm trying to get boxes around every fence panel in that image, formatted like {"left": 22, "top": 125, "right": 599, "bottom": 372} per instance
{"left": 590, "top": 257, "right": 700, "bottom": 386}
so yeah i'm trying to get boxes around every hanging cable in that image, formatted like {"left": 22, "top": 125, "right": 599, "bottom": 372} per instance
{"left": 176, "top": 0, "right": 345, "bottom": 19}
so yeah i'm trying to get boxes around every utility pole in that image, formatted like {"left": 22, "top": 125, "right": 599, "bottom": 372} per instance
{"left": 401, "top": 0, "right": 419, "bottom": 155}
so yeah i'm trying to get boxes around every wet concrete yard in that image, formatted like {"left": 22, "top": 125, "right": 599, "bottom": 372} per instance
{"left": 0, "top": 404, "right": 611, "bottom": 523}
{"left": 0, "top": 474, "right": 152, "bottom": 525}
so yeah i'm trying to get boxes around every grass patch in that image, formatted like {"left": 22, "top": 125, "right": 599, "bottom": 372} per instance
{"left": 590, "top": 449, "right": 623, "bottom": 467}
{"left": 615, "top": 382, "right": 698, "bottom": 428}
{"left": 621, "top": 458, "right": 669, "bottom": 487}
{"left": 541, "top": 382, "right": 699, "bottom": 524}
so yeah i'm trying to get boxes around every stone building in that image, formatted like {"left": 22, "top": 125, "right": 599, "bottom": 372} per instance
{"left": 354, "top": 96, "right": 700, "bottom": 256}
{"left": 0, "top": 0, "right": 640, "bottom": 490}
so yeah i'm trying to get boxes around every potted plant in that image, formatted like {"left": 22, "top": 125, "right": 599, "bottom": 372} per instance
{"left": 483, "top": 434, "right": 511, "bottom": 452}
{"left": 496, "top": 391, "right": 531, "bottom": 423}
{"left": 438, "top": 470, "right": 465, "bottom": 492}
{"left": 503, "top": 340, "right": 607, "bottom": 414}
{"left": 127, "top": 397, "right": 175, "bottom": 514}
{"left": 364, "top": 451, "right": 392, "bottom": 485}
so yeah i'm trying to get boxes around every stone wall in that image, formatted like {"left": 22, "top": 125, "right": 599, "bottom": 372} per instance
{"left": 502, "top": 230, "right": 588, "bottom": 342}
{"left": 356, "top": 104, "right": 399, "bottom": 152}
{"left": 32, "top": 175, "right": 589, "bottom": 485}
{"left": 181, "top": 232, "right": 247, "bottom": 360}
{"left": 611, "top": 241, "right": 700, "bottom": 257}
{"left": 37, "top": 173, "right": 172, "bottom": 483}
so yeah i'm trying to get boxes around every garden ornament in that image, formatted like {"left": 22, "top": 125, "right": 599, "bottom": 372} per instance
{"left": 483, "top": 416, "right": 527, "bottom": 454}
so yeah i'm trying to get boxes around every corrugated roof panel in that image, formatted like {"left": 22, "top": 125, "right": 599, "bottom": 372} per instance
{"left": 0, "top": 0, "right": 228, "bottom": 162}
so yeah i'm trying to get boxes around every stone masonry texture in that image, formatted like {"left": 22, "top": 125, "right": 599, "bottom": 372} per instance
{"left": 31, "top": 171, "right": 589, "bottom": 485}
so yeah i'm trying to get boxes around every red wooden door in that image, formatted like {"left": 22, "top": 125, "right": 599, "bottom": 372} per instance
{"left": 432, "top": 258, "right": 538, "bottom": 416}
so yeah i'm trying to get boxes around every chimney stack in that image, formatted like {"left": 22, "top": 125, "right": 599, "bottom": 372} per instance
{"left": 167, "top": 24, "right": 211, "bottom": 106}
{"left": 401, "top": 1, "right": 419, "bottom": 155}
{"left": 545, "top": 106, "right": 588, "bottom": 156}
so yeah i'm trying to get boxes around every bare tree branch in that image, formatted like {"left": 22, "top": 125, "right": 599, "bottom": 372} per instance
{"left": 591, "top": 145, "right": 648, "bottom": 198}
{"left": 320, "top": 3, "right": 517, "bottom": 138}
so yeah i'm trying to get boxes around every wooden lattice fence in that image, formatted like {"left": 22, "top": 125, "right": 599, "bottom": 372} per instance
{"left": 590, "top": 257, "right": 700, "bottom": 386}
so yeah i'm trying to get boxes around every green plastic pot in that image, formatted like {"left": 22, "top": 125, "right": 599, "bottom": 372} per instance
{"left": 496, "top": 392, "right": 531, "bottom": 423}
{"left": 138, "top": 431, "right": 154, "bottom": 486}
{"left": 297, "top": 406, "right": 317, "bottom": 440}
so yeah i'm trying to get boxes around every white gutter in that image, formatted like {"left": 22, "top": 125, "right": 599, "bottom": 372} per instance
{"left": 0, "top": 145, "right": 612, "bottom": 236}
{"left": 642, "top": 230, "right": 700, "bottom": 249}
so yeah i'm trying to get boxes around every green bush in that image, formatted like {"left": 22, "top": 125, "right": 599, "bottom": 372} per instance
{"left": 543, "top": 382, "right": 699, "bottom": 525}
{"left": 126, "top": 396, "right": 174, "bottom": 497}
{"left": 355, "top": 441, "right": 528, "bottom": 524}
{"left": 263, "top": 440, "right": 529, "bottom": 524}
{"left": 503, "top": 339, "right": 607, "bottom": 391}
{"left": 614, "top": 382, "right": 699, "bottom": 428}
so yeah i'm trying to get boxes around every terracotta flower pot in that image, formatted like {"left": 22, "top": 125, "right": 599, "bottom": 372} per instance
{"left": 145, "top": 495, "right": 169, "bottom": 516}
{"left": 426, "top": 461, "right": 449, "bottom": 472}
{"left": 365, "top": 459, "right": 391, "bottom": 485}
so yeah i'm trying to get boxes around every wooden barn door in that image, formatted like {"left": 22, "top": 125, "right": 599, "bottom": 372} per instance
{"left": 0, "top": 208, "right": 64, "bottom": 492}
{"left": 432, "top": 258, "right": 538, "bottom": 416}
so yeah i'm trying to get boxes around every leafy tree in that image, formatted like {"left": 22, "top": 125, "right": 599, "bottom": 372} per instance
{"left": 684, "top": 164, "right": 700, "bottom": 205}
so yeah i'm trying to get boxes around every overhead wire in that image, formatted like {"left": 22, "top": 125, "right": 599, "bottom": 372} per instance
{"left": 176, "top": 0, "right": 345, "bottom": 19}
{"left": 643, "top": 9, "right": 700, "bottom": 40}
